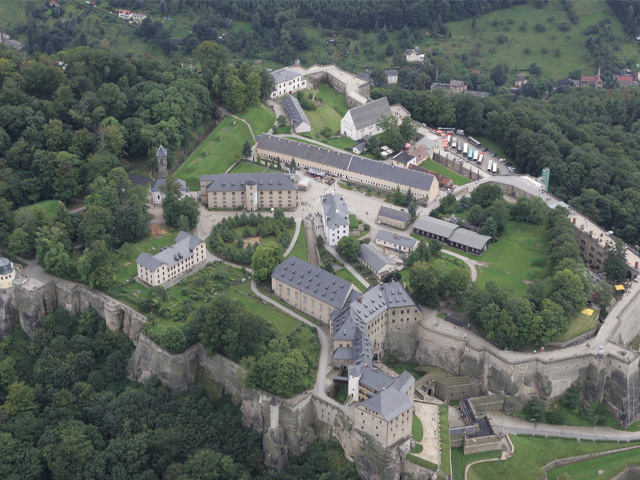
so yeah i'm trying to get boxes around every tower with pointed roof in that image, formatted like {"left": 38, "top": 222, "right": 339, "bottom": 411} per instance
{"left": 156, "top": 145, "right": 168, "bottom": 179}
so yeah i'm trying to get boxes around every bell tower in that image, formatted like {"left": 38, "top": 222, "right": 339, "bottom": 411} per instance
{"left": 156, "top": 145, "right": 168, "bottom": 179}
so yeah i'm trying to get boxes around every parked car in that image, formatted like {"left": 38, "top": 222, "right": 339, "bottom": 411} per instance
{"left": 491, "top": 153, "right": 497, "bottom": 157}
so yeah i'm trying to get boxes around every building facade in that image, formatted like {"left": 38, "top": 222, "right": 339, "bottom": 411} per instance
{"left": 322, "top": 193, "right": 350, "bottom": 246}
{"left": 256, "top": 135, "right": 439, "bottom": 204}
{"left": 375, "top": 230, "right": 418, "bottom": 253}
{"left": 412, "top": 216, "right": 491, "bottom": 255}
{"left": 150, "top": 178, "right": 189, "bottom": 205}
{"left": 385, "top": 70, "right": 398, "bottom": 84}
{"left": 136, "top": 232, "right": 206, "bottom": 287}
{"left": 270, "top": 67, "right": 307, "bottom": 99}
{"left": 271, "top": 257, "right": 356, "bottom": 324}
{"left": 358, "top": 244, "right": 396, "bottom": 279}
{"left": 282, "top": 95, "right": 311, "bottom": 133}
{"left": 405, "top": 47, "right": 424, "bottom": 62}
{"left": 199, "top": 173, "right": 298, "bottom": 211}
{"left": 376, "top": 205, "right": 412, "bottom": 229}
{"left": 0, "top": 257, "right": 16, "bottom": 289}
{"left": 340, "top": 97, "right": 393, "bottom": 140}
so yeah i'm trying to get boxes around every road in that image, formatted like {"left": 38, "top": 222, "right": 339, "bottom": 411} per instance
{"left": 283, "top": 218, "right": 302, "bottom": 257}
{"left": 440, "top": 249, "right": 480, "bottom": 282}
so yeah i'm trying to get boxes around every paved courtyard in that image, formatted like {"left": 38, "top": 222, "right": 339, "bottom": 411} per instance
{"left": 413, "top": 401, "right": 441, "bottom": 466}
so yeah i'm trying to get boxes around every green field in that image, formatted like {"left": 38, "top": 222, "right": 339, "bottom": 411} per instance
{"left": 469, "top": 436, "right": 640, "bottom": 480}
{"left": 413, "top": 415, "right": 424, "bottom": 442}
{"left": 305, "top": 106, "right": 343, "bottom": 138}
{"left": 547, "top": 446, "right": 640, "bottom": 480}
{"left": 433, "top": 0, "right": 638, "bottom": 81}
{"left": 236, "top": 104, "right": 276, "bottom": 138}
{"left": 317, "top": 84, "right": 349, "bottom": 116}
{"left": 468, "top": 221, "right": 549, "bottom": 297}
{"left": 440, "top": 405, "right": 451, "bottom": 476}
{"left": 287, "top": 224, "right": 308, "bottom": 261}
{"left": 16, "top": 200, "right": 62, "bottom": 218}
{"left": 229, "top": 161, "right": 269, "bottom": 174}
{"left": 325, "top": 137, "right": 356, "bottom": 150}
{"left": 335, "top": 267, "right": 367, "bottom": 293}
{"left": 555, "top": 308, "right": 600, "bottom": 343}
{"left": 175, "top": 117, "right": 253, "bottom": 190}
{"left": 452, "top": 448, "right": 501, "bottom": 480}
{"left": 419, "top": 159, "right": 472, "bottom": 186}
{"left": 115, "top": 231, "right": 179, "bottom": 284}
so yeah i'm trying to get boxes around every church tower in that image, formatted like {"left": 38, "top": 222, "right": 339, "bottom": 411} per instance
{"left": 156, "top": 145, "right": 168, "bottom": 179}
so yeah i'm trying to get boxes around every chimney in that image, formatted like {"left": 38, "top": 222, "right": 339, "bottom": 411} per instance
{"left": 358, "top": 297, "right": 362, "bottom": 303}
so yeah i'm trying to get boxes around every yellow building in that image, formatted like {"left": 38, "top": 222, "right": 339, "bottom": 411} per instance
{"left": 0, "top": 257, "right": 16, "bottom": 289}
{"left": 200, "top": 173, "right": 298, "bottom": 211}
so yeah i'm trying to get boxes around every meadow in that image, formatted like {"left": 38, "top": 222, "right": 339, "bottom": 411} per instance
{"left": 419, "top": 159, "right": 472, "bottom": 186}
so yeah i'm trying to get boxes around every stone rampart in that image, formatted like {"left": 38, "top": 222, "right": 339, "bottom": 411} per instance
{"left": 540, "top": 444, "right": 640, "bottom": 473}
{"left": 610, "top": 465, "right": 640, "bottom": 480}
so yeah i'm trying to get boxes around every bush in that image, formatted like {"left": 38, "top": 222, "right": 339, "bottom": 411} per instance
{"left": 496, "top": 34, "right": 508, "bottom": 44}
{"left": 155, "top": 326, "right": 187, "bottom": 352}
{"left": 558, "top": 22, "right": 570, "bottom": 32}
{"left": 546, "top": 410, "right": 564, "bottom": 424}
{"left": 534, "top": 23, "right": 546, "bottom": 32}
{"left": 523, "top": 398, "right": 546, "bottom": 421}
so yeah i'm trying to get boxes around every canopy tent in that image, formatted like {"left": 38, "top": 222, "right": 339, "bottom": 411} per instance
{"left": 308, "top": 168, "right": 326, "bottom": 177}
{"left": 615, "top": 284, "right": 626, "bottom": 292}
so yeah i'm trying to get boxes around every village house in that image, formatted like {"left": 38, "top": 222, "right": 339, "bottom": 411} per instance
{"left": 199, "top": 172, "right": 297, "bottom": 211}
{"left": 340, "top": 97, "right": 393, "bottom": 141}
{"left": 376, "top": 205, "right": 412, "bottom": 229}
{"left": 385, "top": 69, "right": 398, "bottom": 84}
{"left": 614, "top": 75, "right": 637, "bottom": 88}
{"left": 413, "top": 216, "right": 491, "bottom": 255}
{"left": 0, "top": 257, "right": 16, "bottom": 289}
{"left": 136, "top": 232, "right": 206, "bottom": 287}
{"left": 357, "top": 244, "right": 396, "bottom": 279}
{"left": 282, "top": 95, "right": 311, "bottom": 133}
{"left": 270, "top": 67, "right": 307, "bottom": 99}
{"left": 256, "top": 134, "right": 439, "bottom": 204}
{"left": 581, "top": 68, "right": 603, "bottom": 88}
{"left": 150, "top": 178, "right": 189, "bottom": 205}
{"left": 375, "top": 230, "right": 418, "bottom": 253}
{"left": 514, "top": 74, "right": 528, "bottom": 88}
{"left": 405, "top": 47, "right": 425, "bottom": 62}
{"left": 321, "top": 192, "right": 350, "bottom": 246}
{"left": 118, "top": 9, "right": 133, "bottom": 20}
{"left": 391, "top": 151, "right": 417, "bottom": 168}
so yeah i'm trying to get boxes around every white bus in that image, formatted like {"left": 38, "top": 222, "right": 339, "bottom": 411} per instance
{"left": 478, "top": 153, "right": 484, "bottom": 164}
{"left": 452, "top": 138, "right": 457, "bottom": 149}
{"left": 473, "top": 150, "right": 479, "bottom": 162}
{"left": 488, "top": 159, "right": 493, "bottom": 171}
{"left": 492, "top": 162, "right": 498, "bottom": 173}
{"left": 463, "top": 143, "right": 468, "bottom": 155}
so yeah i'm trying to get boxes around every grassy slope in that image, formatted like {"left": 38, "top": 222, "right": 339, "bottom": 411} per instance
{"left": 229, "top": 161, "right": 268, "bottom": 174}
{"left": 435, "top": 0, "right": 637, "bottom": 81}
{"left": 469, "top": 436, "right": 640, "bottom": 480}
{"left": 237, "top": 104, "right": 276, "bottom": 137}
{"left": 412, "top": 415, "right": 424, "bottom": 442}
{"left": 16, "top": 200, "right": 61, "bottom": 218}
{"left": 335, "top": 267, "right": 366, "bottom": 293}
{"left": 546, "top": 447, "right": 640, "bottom": 480}
{"left": 452, "top": 448, "right": 501, "bottom": 480}
{"left": 287, "top": 224, "right": 308, "bottom": 261}
{"left": 115, "top": 231, "right": 178, "bottom": 283}
{"left": 175, "top": 116, "right": 252, "bottom": 190}
{"left": 419, "top": 159, "right": 471, "bottom": 186}
{"left": 555, "top": 308, "right": 599, "bottom": 342}
{"left": 440, "top": 404, "right": 451, "bottom": 475}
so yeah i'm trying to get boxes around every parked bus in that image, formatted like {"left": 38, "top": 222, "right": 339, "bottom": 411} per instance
{"left": 468, "top": 136, "right": 481, "bottom": 148}
{"left": 438, "top": 127, "right": 455, "bottom": 134}
{"left": 468, "top": 147, "right": 474, "bottom": 160}
{"left": 472, "top": 150, "right": 479, "bottom": 162}
{"left": 488, "top": 159, "right": 493, "bottom": 171}
{"left": 457, "top": 141, "right": 462, "bottom": 152}
{"left": 463, "top": 143, "right": 468, "bottom": 155}
{"left": 492, "top": 162, "right": 498, "bottom": 173}
{"left": 452, "top": 138, "right": 457, "bottom": 149}
{"left": 447, "top": 134, "right": 452, "bottom": 145}
{"left": 478, "top": 153, "right": 484, "bottom": 164}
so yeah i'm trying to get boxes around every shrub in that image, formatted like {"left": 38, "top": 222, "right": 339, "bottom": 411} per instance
{"left": 546, "top": 410, "right": 564, "bottom": 424}
{"left": 534, "top": 23, "right": 546, "bottom": 32}
{"left": 156, "top": 326, "right": 187, "bottom": 352}
{"left": 558, "top": 22, "right": 570, "bottom": 32}
{"left": 496, "top": 34, "right": 508, "bottom": 45}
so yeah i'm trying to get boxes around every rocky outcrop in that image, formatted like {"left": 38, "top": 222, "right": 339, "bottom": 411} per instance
{"left": 353, "top": 433, "right": 413, "bottom": 480}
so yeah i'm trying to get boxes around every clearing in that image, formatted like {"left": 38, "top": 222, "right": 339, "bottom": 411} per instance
{"left": 16, "top": 200, "right": 62, "bottom": 218}
{"left": 419, "top": 159, "right": 472, "bottom": 186}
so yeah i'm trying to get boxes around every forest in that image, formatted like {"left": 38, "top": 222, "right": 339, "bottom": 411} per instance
{"left": 0, "top": 309, "right": 357, "bottom": 480}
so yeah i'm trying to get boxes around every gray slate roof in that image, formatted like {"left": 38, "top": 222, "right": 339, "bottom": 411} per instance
{"left": 393, "top": 371, "right": 416, "bottom": 395}
{"left": 272, "top": 257, "right": 353, "bottom": 309}
{"left": 151, "top": 178, "right": 188, "bottom": 192}
{"left": 385, "top": 69, "right": 398, "bottom": 77}
{"left": 448, "top": 228, "right": 491, "bottom": 251}
{"left": 392, "top": 151, "right": 415, "bottom": 165}
{"left": 322, "top": 193, "right": 349, "bottom": 229}
{"left": 256, "top": 134, "right": 436, "bottom": 193}
{"left": 271, "top": 67, "right": 301, "bottom": 85}
{"left": 282, "top": 95, "right": 310, "bottom": 129}
{"left": 375, "top": 230, "right": 418, "bottom": 250}
{"left": 156, "top": 145, "right": 167, "bottom": 157}
{"left": 0, "top": 257, "right": 14, "bottom": 276}
{"left": 413, "top": 216, "right": 459, "bottom": 238}
{"left": 358, "top": 244, "right": 394, "bottom": 273}
{"left": 360, "top": 386, "right": 414, "bottom": 421}
{"left": 347, "top": 97, "right": 392, "bottom": 130}
{"left": 136, "top": 231, "right": 203, "bottom": 272}
{"left": 350, "top": 363, "right": 396, "bottom": 392}
{"left": 200, "top": 173, "right": 297, "bottom": 192}
{"left": 464, "top": 90, "right": 490, "bottom": 98}
{"left": 348, "top": 282, "right": 417, "bottom": 328}
{"left": 377, "top": 205, "right": 411, "bottom": 224}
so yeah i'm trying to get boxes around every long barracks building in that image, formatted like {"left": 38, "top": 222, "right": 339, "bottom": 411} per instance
{"left": 256, "top": 134, "right": 439, "bottom": 204}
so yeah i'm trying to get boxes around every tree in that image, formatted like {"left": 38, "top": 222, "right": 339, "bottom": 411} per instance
{"left": 336, "top": 236, "right": 361, "bottom": 262}
{"left": 403, "top": 188, "right": 414, "bottom": 207}
{"left": 251, "top": 243, "right": 284, "bottom": 283}
{"left": 562, "top": 386, "right": 582, "bottom": 410}
{"left": 479, "top": 216, "right": 499, "bottom": 240}
{"left": 177, "top": 449, "right": 249, "bottom": 480}
{"left": 523, "top": 398, "right": 546, "bottom": 421}
{"left": 392, "top": 186, "right": 404, "bottom": 205}
{"left": 242, "top": 139, "right": 252, "bottom": 158}
{"left": 77, "top": 240, "right": 116, "bottom": 290}
{"left": 3, "top": 381, "right": 38, "bottom": 415}
{"left": 445, "top": 266, "right": 471, "bottom": 307}
{"left": 408, "top": 261, "right": 443, "bottom": 307}
{"left": 385, "top": 42, "right": 395, "bottom": 56}
{"left": 594, "top": 281, "right": 613, "bottom": 310}
{"left": 604, "top": 238, "right": 627, "bottom": 283}
{"left": 156, "top": 326, "right": 187, "bottom": 352}
{"left": 246, "top": 339, "right": 309, "bottom": 397}
{"left": 408, "top": 200, "right": 417, "bottom": 218}
{"left": 399, "top": 116, "right": 417, "bottom": 142}
{"left": 277, "top": 115, "right": 287, "bottom": 127}
{"left": 163, "top": 179, "right": 200, "bottom": 230}
{"left": 35, "top": 226, "right": 72, "bottom": 277}
{"left": 8, "top": 227, "right": 34, "bottom": 257}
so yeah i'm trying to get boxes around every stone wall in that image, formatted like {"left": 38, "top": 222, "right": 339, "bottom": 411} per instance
{"left": 463, "top": 435, "right": 502, "bottom": 455}
{"left": 610, "top": 465, "right": 640, "bottom": 480}
{"left": 540, "top": 445, "right": 640, "bottom": 473}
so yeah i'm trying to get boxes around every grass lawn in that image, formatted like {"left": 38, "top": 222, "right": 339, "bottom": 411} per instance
{"left": 304, "top": 104, "right": 343, "bottom": 139}
{"left": 546, "top": 446, "right": 640, "bottom": 480}
{"left": 435, "top": 0, "right": 638, "bottom": 81}
{"left": 440, "top": 404, "right": 451, "bottom": 476}
{"left": 555, "top": 308, "right": 600, "bottom": 343}
{"left": 229, "top": 161, "right": 268, "bottom": 174}
{"left": 174, "top": 117, "right": 253, "bottom": 190}
{"left": 413, "top": 415, "right": 424, "bottom": 442}
{"left": 287, "top": 224, "right": 307, "bottom": 261}
{"left": 419, "top": 159, "right": 471, "bottom": 186}
{"left": 468, "top": 436, "right": 640, "bottom": 480}
{"left": 16, "top": 200, "right": 61, "bottom": 218}
{"left": 115, "top": 231, "right": 179, "bottom": 284}
{"left": 325, "top": 137, "right": 356, "bottom": 150}
{"left": 452, "top": 448, "right": 501, "bottom": 480}
{"left": 237, "top": 104, "right": 275, "bottom": 137}
{"left": 317, "top": 84, "right": 349, "bottom": 116}
{"left": 466, "top": 221, "right": 549, "bottom": 297}
{"left": 335, "top": 267, "right": 367, "bottom": 293}
{"left": 273, "top": 125, "right": 291, "bottom": 135}
{"left": 349, "top": 214, "right": 359, "bottom": 230}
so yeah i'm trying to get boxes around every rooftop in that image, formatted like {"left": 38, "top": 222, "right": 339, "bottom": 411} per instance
{"left": 151, "top": 178, "right": 188, "bottom": 192}
{"left": 136, "top": 231, "right": 203, "bottom": 272}
{"left": 322, "top": 193, "right": 350, "bottom": 229}
{"left": 392, "top": 151, "right": 415, "bottom": 165}
{"left": 271, "top": 67, "right": 301, "bottom": 85}
{"left": 347, "top": 97, "right": 392, "bottom": 131}
{"left": 377, "top": 205, "right": 411, "bottom": 223}
{"left": 359, "top": 387, "right": 414, "bottom": 421}
{"left": 282, "top": 95, "right": 310, "bottom": 129}
{"left": 272, "top": 257, "right": 354, "bottom": 309}
{"left": 358, "top": 244, "right": 394, "bottom": 273}
{"left": 156, "top": 145, "right": 167, "bottom": 157}
{"left": 0, "top": 257, "right": 14, "bottom": 276}
{"left": 413, "top": 215, "right": 491, "bottom": 250}
{"left": 200, "top": 172, "right": 297, "bottom": 192}
{"left": 376, "top": 230, "right": 418, "bottom": 250}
